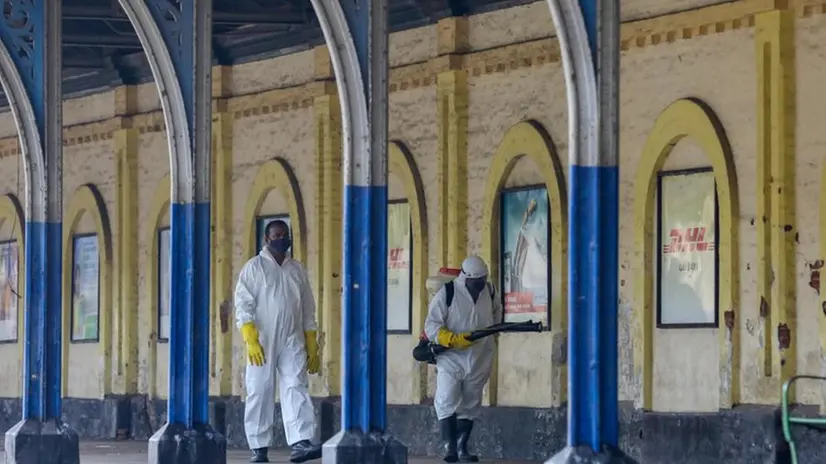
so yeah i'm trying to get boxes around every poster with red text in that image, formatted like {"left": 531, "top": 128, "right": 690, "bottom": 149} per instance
{"left": 387, "top": 201, "right": 411, "bottom": 333}
{"left": 658, "top": 170, "right": 718, "bottom": 326}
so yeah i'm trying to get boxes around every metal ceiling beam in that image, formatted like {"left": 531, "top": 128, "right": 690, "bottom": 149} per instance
{"left": 210, "top": 11, "right": 308, "bottom": 25}
{"left": 0, "top": 0, "right": 536, "bottom": 107}
{"left": 63, "top": 5, "right": 307, "bottom": 26}
{"left": 63, "top": 34, "right": 143, "bottom": 48}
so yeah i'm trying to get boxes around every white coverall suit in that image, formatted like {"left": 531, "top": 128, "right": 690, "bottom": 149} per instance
{"left": 235, "top": 250, "right": 318, "bottom": 449}
{"left": 424, "top": 272, "right": 503, "bottom": 421}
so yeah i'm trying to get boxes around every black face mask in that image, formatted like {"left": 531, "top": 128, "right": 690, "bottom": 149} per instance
{"left": 465, "top": 278, "right": 486, "bottom": 300}
{"left": 267, "top": 237, "right": 291, "bottom": 254}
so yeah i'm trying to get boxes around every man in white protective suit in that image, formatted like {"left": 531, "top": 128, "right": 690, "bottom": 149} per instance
{"left": 424, "top": 255, "right": 503, "bottom": 463}
{"left": 234, "top": 219, "right": 322, "bottom": 463}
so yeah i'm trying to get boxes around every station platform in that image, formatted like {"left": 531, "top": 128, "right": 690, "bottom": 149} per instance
{"left": 0, "top": 440, "right": 537, "bottom": 463}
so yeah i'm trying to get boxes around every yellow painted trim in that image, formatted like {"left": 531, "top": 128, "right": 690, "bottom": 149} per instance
{"left": 210, "top": 109, "right": 234, "bottom": 396}
{"left": 241, "top": 158, "right": 307, "bottom": 265}
{"left": 314, "top": 92, "right": 342, "bottom": 396}
{"left": 436, "top": 69, "right": 468, "bottom": 268}
{"left": 145, "top": 175, "right": 170, "bottom": 399}
{"left": 633, "top": 98, "right": 740, "bottom": 410}
{"left": 61, "top": 184, "right": 114, "bottom": 398}
{"left": 0, "top": 193, "right": 25, "bottom": 384}
{"left": 480, "top": 120, "right": 568, "bottom": 407}
{"left": 113, "top": 126, "right": 138, "bottom": 394}
{"left": 817, "top": 137, "right": 826, "bottom": 410}
{"left": 389, "top": 141, "right": 429, "bottom": 404}
{"left": 756, "top": 8, "right": 797, "bottom": 403}
{"left": 755, "top": 26, "right": 773, "bottom": 383}
{"left": 312, "top": 97, "right": 327, "bottom": 395}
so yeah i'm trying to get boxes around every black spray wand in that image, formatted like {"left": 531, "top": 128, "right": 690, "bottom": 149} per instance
{"left": 412, "top": 320, "right": 543, "bottom": 364}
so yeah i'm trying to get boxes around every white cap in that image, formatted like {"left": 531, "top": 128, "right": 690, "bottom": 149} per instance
{"left": 461, "top": 255, "right": 488, "bottom": 279}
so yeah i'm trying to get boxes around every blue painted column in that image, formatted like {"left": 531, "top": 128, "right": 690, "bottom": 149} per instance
{"left": 113, "top": 1, "right": 224, "bottom": 463}
{"left": 0, "top": 2, "right": 80, "bottom": 463}
{"left": 546, "top": 1, "right": 635, "bottom": 462}
{"left": 310, "top": 0, "right": 406, "bottom": 462}
{"left": 337, "top": 0, "right": 390, "bottom": 436}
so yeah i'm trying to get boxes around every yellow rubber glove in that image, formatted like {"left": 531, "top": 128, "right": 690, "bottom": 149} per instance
{"left": 305, "top": 330, "right": 320, "bottom": 375}
{"left": 240, "top": 323, "right": 266, "bottom": 366}
{"left": 437, "top": 327, "right": 473, "bottom": 350}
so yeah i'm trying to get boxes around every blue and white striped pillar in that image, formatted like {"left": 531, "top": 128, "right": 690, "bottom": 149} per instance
{"left": 547, "top": 1, "right": 634, "bottom": 461}
{"left": 311, "top": 0, "right": 406, "bottom": 461}
{"left": 115, "top": 1, "right": 224, "bottom": 462}
{"left": 0, "top": 2, "right": 80, "bottom": 462}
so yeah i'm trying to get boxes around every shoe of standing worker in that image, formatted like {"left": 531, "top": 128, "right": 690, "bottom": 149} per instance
{"left": 457, "top": 418, "right": 479, "bottom": 462}
{"left": 289, "top": 439, "right": 322, "bottom": 463}
{"left": 249, "top": 447, "right": 269, "bottom": 463}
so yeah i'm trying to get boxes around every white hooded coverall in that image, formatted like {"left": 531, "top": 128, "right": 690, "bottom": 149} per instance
{"left": 424, "top": 272, "right": 503, "bottom": 421}
{"left": 235, "top": 250, "right": 318, "bottom": 449}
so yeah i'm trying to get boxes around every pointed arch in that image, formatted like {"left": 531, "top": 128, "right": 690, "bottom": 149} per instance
{"left": 633, "top": 98, "right": 740, "bottom": 410}
{"left": 388, "top": 140, "right": 429, "bottom": 403}
{"left": 61, "top": 184, "right": 114, "bottom": 398}
{"left": 242, "top": 158, "right": 307, "bottom": 263}
{"left": 481, "top": 120, "right": 568, "bottom": 407}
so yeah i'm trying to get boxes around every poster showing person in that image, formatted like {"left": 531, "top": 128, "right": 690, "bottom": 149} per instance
{"left": 0, "top": 241, "right": 18, "bottom": 342}
{"left": 657, "top": 170, "right": 718, "bottom": 326}
{"left": 256, "top": 215, "right": 291, "bottom": 255}
{"left": 386, "top": 201, "right": 412, "bottom": 333}
{"left": 158, "top": 228, "right": 171, "bottom": 341}
{"left": 500, "top": 186, "right": 550, "bottom": 324}
{"left": 72, "top": 235, "right": 100, "bottom": 341}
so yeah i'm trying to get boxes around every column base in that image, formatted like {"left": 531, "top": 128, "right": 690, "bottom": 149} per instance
{"left": 546, "top": 445, "right": 639, "bottom": 464}
{"left": 322, "top": 429, "right": 408, "bottom": 464}
{"left": 4, "top": 418, "right": 80, "bottom": 464}
{"left": 148, "top": 422, "right": 227, "bottom": 464}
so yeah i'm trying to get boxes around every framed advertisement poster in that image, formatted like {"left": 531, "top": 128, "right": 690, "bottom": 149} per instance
{"left": 500, "top": 185, "right": 550, "bottom": 325}
{"left": 656, "top": 168, "right": 719, "bottom": 328}
{"left": 256, "top": 214, "right": 291, "bottom": 256}
{"left": 71, "top": 234, "right": 100, "bottom": 342}
{"left": 0, "top": 240, "right": 18, "bottom": 343}
{"left": 158, "top": 227, "right": 170, "bottom": 342}
{"left": 387, "top": 200, "right": 412, "bottom": 333}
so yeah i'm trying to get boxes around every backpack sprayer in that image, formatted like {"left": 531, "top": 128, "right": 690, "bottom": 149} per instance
{"left": 411, "top": 267, "right": 543, "bottom": 365}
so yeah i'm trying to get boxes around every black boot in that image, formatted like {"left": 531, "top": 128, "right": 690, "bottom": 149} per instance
{"left": 457, "top": 419, "right": 479, "bottom": 462}
{"left": 249, "top": 447, "right": 269, "bottom": 463}
{"left": 440, "top": 414, "right": 459, "bottom": 462}
{"left": 289, "top": 439, "right": 322, "bottom": 463}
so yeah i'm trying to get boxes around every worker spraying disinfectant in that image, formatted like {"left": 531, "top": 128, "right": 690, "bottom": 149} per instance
{"left": 424, "top": 256, "right": 501, "bottom": 463}
{"left": 416, "top": 257, "right": 542, "bottom": 462}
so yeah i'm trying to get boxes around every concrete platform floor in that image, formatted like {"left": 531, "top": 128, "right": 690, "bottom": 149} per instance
{"left": 0, "top": 440, "right": 539, "bottom": 463}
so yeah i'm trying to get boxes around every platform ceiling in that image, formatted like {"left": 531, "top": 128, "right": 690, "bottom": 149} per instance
{"left": 18, "top": 0, "right": 536, "bottom": 106}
